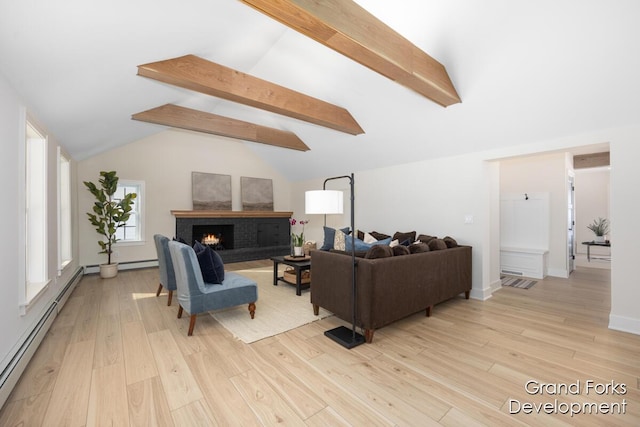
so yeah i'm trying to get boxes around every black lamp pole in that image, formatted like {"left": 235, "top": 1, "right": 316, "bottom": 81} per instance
{"left": 322, "top": 173, "right": 365, "bottom": 349}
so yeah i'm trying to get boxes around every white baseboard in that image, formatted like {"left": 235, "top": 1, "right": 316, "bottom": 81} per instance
{"left": 470, "top": 281, "right": 496, "bottom": 301}
{"left": 547, "top": 268, "right": 569, "bottom": 278}
{"left": 609, "top": 314, "right": 640, "bottom": 336}
{"left": 84, "top": 259, "right": 158, "bottom": 275}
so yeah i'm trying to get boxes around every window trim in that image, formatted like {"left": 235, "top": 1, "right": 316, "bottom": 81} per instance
{"left": 57, "top": 147, "right": 72, "bottom": 275}
{"left": 115, "top": 180, "right": 145, "bottom": 245}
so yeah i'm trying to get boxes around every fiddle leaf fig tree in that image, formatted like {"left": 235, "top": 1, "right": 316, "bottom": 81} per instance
{"left": 84, "top": 171, "right": 137, "bottom": 265}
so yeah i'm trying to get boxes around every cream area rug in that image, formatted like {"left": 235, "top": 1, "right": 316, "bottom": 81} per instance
{"left": 209, "top": 266, "right": 332, "bottom": 343}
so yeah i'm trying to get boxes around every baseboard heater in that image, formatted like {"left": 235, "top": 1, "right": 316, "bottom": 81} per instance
{"left": 501, "top": 269, "right": 524, "bottom": 276}
{"left": 0, "top": 266, "right": 83, "bottom": 408}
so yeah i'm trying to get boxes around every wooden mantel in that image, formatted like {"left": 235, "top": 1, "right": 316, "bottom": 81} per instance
{"left": 171, "top": 210, "right": 292, "bottom": 219}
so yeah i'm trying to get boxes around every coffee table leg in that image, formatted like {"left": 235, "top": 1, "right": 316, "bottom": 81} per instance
{"left": 273, "top": 261, "right": 279, "bottom": 286}
{"left": 296, "top": 268, "right": 301, "bottom": 296}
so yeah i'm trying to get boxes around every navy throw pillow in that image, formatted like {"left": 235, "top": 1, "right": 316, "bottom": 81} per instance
{"left": 193, "top": 242, "right": 225, "bottom": 284}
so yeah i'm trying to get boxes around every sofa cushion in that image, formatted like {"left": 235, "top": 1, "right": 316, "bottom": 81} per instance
{"left": 392, "top": 245, "right": 410, "bottom": 256}
{"left": 370, "top": 231, "right": 391, "bottom": 240}
{"left": 193, "top": 241, "right": 225, "bottom": 284}
{"left": 409, "top": 242, "right": 430, "bottom": 254}
{"left": 428, "top": 238, "right": 448, "bottom": 251}
{"left": 365, "top": 244, "right": 394, "bottom": 259}
{"left": 393, "top": 231, "right": 416, "bottom": 244}
{"left": 443, "top": 236, "right": 459, "bottom": 248}
{"left": 417, "top": 234, "right": 436, "bottom": 244}
{"left": 321, "top": 226, "right": 350, "bottom": 251}
{"left": 345, "top": 235, "right": 392, "bottom": 252}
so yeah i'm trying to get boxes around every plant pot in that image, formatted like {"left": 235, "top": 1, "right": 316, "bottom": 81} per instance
{"left": 100, "top": 263, "right": 119, "bottom": 279}
{"left": 594, "top": 235, "right": 605, "bottom": 243}
{"left": 293, "top": 246, "right": 304, "bottom": 257}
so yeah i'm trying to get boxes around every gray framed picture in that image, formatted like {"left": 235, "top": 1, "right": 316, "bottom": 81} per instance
{"left": 241, "top": 176, "right": 273, "bottom": 211}
{"left": 192, "top": 172, "right": 232, "bottom": 210}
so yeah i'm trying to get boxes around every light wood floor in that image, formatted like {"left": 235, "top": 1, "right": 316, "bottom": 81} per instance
{"left": 1, "top": 263, "right": 638, "bottom": 426}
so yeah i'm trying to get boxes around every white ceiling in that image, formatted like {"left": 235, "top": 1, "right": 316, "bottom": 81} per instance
{"left": 1, "top": 0, "right": 637, "bottom": 180}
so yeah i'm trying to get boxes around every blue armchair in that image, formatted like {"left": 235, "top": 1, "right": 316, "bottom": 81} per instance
{"left": 168, "top": 240, "right": 258, "bottom": 336}
{"left": 153, "top": 234, "right": 177, "bottom": 306}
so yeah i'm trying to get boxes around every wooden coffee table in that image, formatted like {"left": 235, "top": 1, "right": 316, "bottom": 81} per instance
{"left": 271, "top": 255, "right": 311, "bottom": 296}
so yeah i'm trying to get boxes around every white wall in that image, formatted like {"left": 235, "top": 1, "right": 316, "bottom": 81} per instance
{"left": 0, "top": 73, "right": 80, "bottom": 376}
{"left": 575, "top": 167, "right": 611, "bottom": 257}
{"left": 499, "top": 152, "right": 570, "bottom": 277}
{"left": 293, "top": 152, "right": 498, "bottom": 301}
{"left": 77, "top": 129, "right": 293, "bottom": 267}
{"left": 610, "top": 139, "right": 640, "bottom": 334}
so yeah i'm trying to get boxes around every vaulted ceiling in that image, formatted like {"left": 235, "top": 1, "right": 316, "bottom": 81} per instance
{"left": 1, "top": 1, "right": 638, "bottom": 180}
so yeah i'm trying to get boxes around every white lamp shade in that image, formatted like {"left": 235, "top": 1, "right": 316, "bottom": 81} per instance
{"left": 305, "top": 190, "right": 344, "bottom": 214}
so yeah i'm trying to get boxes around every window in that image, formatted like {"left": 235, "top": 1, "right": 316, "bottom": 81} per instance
{"left": 24, "top": 119, "right": 49, "bottom": 305}
{"left": 58, "top": 148, "right": 72, "bottom": 273}
{"left": 114, "top": 180, "right": 144, "bottom": 243}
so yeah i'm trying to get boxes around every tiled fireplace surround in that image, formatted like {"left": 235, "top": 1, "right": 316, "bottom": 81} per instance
{"left": 172, "top": 210, "right": 292, "bottom": 263}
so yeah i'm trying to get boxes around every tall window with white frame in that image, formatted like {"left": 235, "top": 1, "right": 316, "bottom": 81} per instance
{"left": 58, "top": 148, "right": 72, "bottom": 274}
{"left": 114, "top": 180, "right": 144, "bottom": 243}
{"left": 24, "top": 120, "right": 49, "bottom": 305}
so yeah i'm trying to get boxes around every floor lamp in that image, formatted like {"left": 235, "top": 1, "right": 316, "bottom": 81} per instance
{"left": 305, "top": 173, "right": 365, "bottom": 349}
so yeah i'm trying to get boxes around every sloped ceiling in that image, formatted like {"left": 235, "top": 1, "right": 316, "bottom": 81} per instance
{"left": 1, "top": 0, "right": 638, "bottom": 180}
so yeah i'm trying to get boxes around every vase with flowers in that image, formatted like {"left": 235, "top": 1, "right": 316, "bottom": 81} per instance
{"left": 290, "top": 218, "right": 308, "bottom": 257}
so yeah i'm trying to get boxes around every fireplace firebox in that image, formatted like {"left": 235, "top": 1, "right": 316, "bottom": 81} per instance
{"left": 192, "top": 224, "right": 234, "bottom": 250}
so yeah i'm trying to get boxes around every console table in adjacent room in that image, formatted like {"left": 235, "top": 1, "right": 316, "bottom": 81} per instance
{"left": 581, "top": 241, "right": 611, "bottom": 262}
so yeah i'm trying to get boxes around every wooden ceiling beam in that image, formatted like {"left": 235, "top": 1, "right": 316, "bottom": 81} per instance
{"left": 137, "top": 55, "right": 363, "bottom": 135}
{"left": 573, "top": 152, "right": 610, "bottom": 169}
{"left": 240, "top": 0, "right": 461, "bottom": 107}
{"left": 132, "top": 104, "right": 310, "bottom": 151}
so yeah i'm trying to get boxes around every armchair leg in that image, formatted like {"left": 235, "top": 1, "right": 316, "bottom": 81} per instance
{"left": 188, "top": 314, "right": 197, "bottom": 336}
{"left": 167, "top": 290, "right": 173, "bottom": 306}
{"left": 313, "top": 304, "right": 319, "bottom": 316}
{"left": 465, "top": 290, "right": 470, "bottom": 299}
{"left": 426, "top": 305, "right": 432, "bottom": 317}
{"left": 178, "top": 305, "right": 183, "bottom": 318}
{"left": 248, "top": 302, "right": 256, "bottom": 319}
{"left": 156, "top": 283, "right": 163, "bottom": 297}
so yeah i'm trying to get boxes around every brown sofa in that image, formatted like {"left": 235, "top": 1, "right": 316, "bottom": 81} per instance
{"left": 310, "top": 245, "right": 472, "bottom": 343}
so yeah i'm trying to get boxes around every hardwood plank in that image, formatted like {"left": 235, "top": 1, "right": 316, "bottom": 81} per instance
{"left": 247, "top": 343, "right": 326, "bottom": 419}
{"left": 127, "top": 377, "right": 174, "bottom": 427}
{"left": 229, "top": 369, "right": 307, "bottom": 426}
{"left": 122, "top": 321, "right": 158, "bottom": 385}
{"left": 310, "top": 353, "right": 441, "bottom": 426}
{"left": 147, "top": 329, "right": 203, "bottom": 411}
{"left": 93, "top": 312, "right": 123, "bottom": 368}
{"left": 240, "top": 0, "right": 460, "bottom": 106}
{"left": 137, "top": 55, "right": 363, "bottom": 135}
{"left": 185, "top": 350, "right": 261, "bottom": 426}
{"left": 0, "top": 392, "right": 50, "bottom": 427}
{"left": 87, "top": 363, "right": 130, "bottom": 426}
{"left": 133, "top": 104, "right": 310, "bottom": 151}
{"left": 170, "top": 400, "right": 216, "bottom": 426}
{"left": 42, "top": 340, "right": 95, "bottom": 426}
{"left": 6, "top": 326, "right": 72, "bottom": 402}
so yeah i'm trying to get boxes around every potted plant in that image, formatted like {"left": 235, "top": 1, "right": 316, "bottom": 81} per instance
{"left": 587, "top": 217, "right": 609, "bottom": 242}
{"left": 289, "top": 218, "right": 308, "bottom": 257}
{"left": 84, "top": 171, "right": 137, "bottom": 278}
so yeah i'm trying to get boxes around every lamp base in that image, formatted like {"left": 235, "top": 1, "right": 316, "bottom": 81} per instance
{"left": 324, "top": 326, "right": 365, "bottom": 349}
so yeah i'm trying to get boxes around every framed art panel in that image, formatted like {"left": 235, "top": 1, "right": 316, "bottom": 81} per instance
{"left": 192, "top": 172, "right": 232, "bottom": 210}
{"left": 241, "top": 176, "right": 273, "bottom": 211}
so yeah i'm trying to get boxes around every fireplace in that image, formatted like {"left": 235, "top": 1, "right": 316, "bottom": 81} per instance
{"left": 192, "top": 224, "right": 234, "bottom": 250}
{"left": 172, "top": 210, "right": 293, "bottom": 263}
